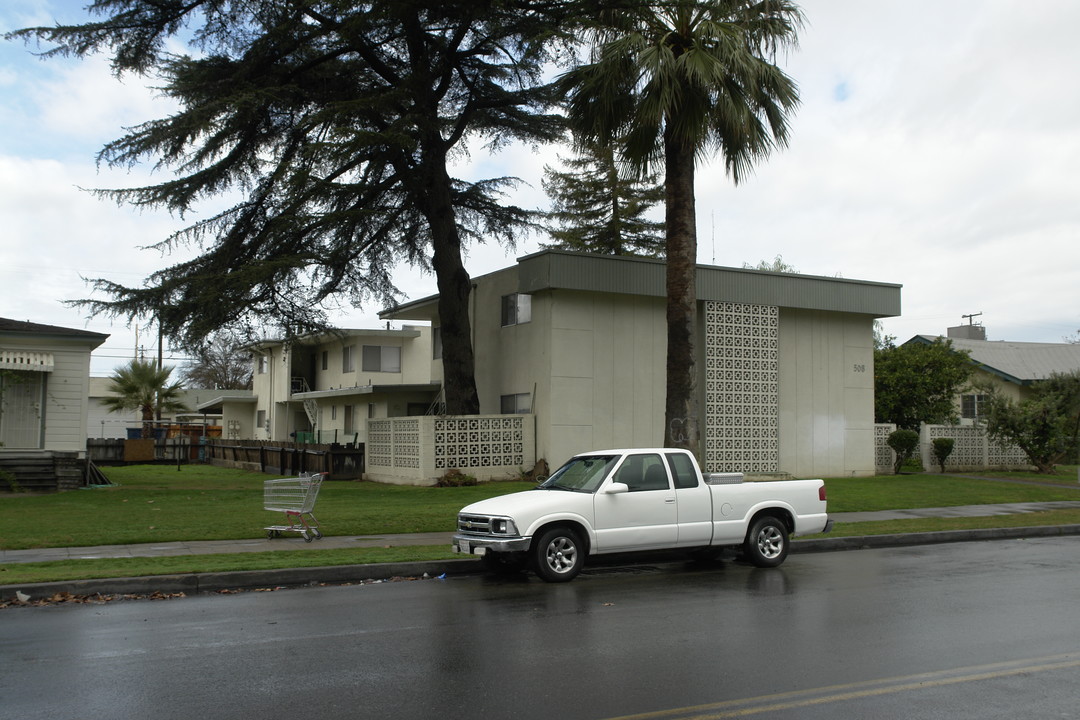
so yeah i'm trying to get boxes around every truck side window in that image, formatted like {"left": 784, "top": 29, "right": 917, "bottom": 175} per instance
{"left": 666, "top": 453, "right": 699, "bottom": 489}
{"left": 616, "top": 454, "right": 669, "bottom": 491}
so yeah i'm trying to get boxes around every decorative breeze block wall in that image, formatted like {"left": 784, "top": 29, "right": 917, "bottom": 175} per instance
{"left": 366, "top": 415, "right": 534, "bottom": 485}
{"left": 875, "top": 423, "right": 897, "bottom": 474}
{"left": 704, "top": 301, "right": 780, "bottom": 474}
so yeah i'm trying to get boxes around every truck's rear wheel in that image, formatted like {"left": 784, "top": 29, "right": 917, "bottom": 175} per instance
{"left": 744, "top": 515, "right": 789, "bottom": 568}
{"left": 532, "top": 526, "right": 583, "bottom": 582}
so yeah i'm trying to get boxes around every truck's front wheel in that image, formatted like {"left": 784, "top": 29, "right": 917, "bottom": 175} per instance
{"left": 532, "top": 526, "right": 583, "bottom": 582}
{"left": 744, "top": 516, "right": 789, "bottom": 568}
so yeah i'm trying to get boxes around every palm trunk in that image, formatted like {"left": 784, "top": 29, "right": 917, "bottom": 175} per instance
{"left": 141, "top": 406, "right": 155, "bottom": 439}
{"left": 662, "top": 129, "right": 699, "bottom": 456}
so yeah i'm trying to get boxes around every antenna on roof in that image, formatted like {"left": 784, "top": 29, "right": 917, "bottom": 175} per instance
{"left": 949, "top": 313, "right": 986, "bottom": 341}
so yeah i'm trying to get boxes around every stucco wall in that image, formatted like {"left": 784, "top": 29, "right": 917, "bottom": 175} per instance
{"left": 472, "top": 279, "right": 666, "bottom": 467}
{"left": 778, "top": 309, "right": 876, "bottom": 477}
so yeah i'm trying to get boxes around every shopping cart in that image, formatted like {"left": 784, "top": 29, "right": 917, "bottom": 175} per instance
{"left": 263, "top": 472, "right": 326, "bottom": 542}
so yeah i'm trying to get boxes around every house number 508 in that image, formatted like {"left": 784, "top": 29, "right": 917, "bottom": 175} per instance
{"left": 853, "top": 364, "right": 866, "bottom": 373}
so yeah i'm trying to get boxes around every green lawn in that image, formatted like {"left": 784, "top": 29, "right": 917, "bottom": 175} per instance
{"left": 822, "top": 468, "right": 1080, "bottom": 512}
{"left": 2, "top": 463, "right": 1078, "bottom": 587}
{"left": 0, "top": 464, "right": 532, "bottom": 550}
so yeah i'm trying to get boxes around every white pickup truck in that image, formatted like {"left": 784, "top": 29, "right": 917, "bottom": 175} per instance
{"left": 452, "top": 448, "right": 832, "bottom": 582}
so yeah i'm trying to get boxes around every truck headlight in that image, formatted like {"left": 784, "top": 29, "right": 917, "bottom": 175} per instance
{"left": 491, "top": 517, "right": 518, "bottom": 535}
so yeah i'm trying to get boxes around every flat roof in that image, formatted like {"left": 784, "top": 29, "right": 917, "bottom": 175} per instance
{"left": 382, "top": 250, "right": 902, "bottom": 320}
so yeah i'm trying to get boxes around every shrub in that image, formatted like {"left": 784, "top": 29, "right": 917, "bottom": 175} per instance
{"left": 887, "top": 429, "right": 921, "bottom": 475}
{"left": 436, "top": 469, "right": 477, "bottom": 487}
{"left": 931, "top": 437, "right": 955, "bottom": 473}
{"left": 0, "top": 469, "right": 22, "bottom": 493}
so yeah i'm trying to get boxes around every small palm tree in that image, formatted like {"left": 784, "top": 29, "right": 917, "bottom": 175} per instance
{"left": 103, "top": 360, "right": 188, "bottom": 439}
{"left": 561, "top": 0, "right": 803, "bottom": 455}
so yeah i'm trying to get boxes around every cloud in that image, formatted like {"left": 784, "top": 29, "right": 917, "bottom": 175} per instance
{"left": 2, "top": 0, "right": 1079, "bottom": 373}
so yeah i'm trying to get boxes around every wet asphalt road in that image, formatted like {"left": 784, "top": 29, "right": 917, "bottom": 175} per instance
{"left": 4, "top": 537, "right": 1080, "bottom": 720}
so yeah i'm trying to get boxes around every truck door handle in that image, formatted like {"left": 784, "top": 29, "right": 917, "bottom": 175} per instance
{"left": 665, "top": 498, "right": 675, "bottom": 504}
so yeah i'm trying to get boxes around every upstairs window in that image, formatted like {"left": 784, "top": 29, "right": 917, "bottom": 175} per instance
{"left": 362, "top": 345, "right": 401, "bottom": 373}
{"left": 501, "top": 293, "right": 531, "bottom": 326}
{"left": 342, "top": 345, "right": 355, "bottom": 373}
{"left": 432, "top": 326, "right": 442, "bottom": 360}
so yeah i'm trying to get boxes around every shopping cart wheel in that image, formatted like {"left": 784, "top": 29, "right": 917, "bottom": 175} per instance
{"left": 267, "top": 530, "right": 277, "bottom": 539}
{"left": 312, "top": 529, "right": 323, "bottom": 539}
{"left": 303, "top": 532, "right": 313, "bottom": 543}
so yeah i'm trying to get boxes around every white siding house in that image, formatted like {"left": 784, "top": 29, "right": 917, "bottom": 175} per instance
{"left": 0, "top": 318, "right": 107, "bottom": 454}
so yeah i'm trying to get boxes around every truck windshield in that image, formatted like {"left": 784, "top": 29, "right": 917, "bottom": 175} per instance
{"left": 539, "top": 455, "right": 618, "bottom": 493}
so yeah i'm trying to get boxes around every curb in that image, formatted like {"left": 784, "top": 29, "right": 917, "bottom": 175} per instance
{"left": 6, "top": 525, "right": 1080, "bottom": 602}
{"left": 0, "top": 559, "right": 486, "bottom": 602}
{"left": 792, "top": 523, "right": 1080, "bottom": 554}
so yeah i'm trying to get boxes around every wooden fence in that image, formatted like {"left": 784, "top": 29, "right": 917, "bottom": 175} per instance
{"left": 203, "top": 439, "right": 364, "bottom": 480}
{"left": 88, "top": 437, "right": 193, "bottom": 463}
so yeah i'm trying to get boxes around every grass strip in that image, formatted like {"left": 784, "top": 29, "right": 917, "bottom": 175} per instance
{"left": 0, "top": 545, "right": 461, "bottom": 586}
{"left": 800, "top": 508, "right": 1080, "bottom": 539}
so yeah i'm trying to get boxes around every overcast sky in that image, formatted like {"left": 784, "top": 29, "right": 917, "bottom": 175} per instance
{"left": 3, "top": 0, "right": 1079, "bottom": 376}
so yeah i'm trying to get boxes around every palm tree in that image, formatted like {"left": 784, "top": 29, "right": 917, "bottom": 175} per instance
{"left": 561, "top": 0, "right": 803, "bottom": 456}
{"left": 104, "top": 360, "right": 188, "bottom": 439}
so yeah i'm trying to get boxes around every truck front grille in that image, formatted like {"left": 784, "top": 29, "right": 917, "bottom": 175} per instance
{"left": 458, "top": 514, "right": 495, "bottom": 535}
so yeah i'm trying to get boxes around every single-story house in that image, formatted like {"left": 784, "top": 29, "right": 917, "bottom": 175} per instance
{"left": 1, "top": 318, "right": 108, "bottom": 491}
{"left": 87, "top": 378, "right": 229, "bottom": 439}
{"left": 1, "top": 318, "right": 108, "bottom": 452}
{"left": 906, "top": 324, "right": 1080, "bottom": 423}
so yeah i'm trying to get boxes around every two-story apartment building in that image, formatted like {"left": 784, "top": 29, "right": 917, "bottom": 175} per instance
{"left": 211, "top": 325, "right": 439, "bottom": 446}
{"left": 383, "top": 250, "right": 902, "bottom": 478}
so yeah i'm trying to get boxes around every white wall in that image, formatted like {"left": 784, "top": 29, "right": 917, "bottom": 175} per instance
{"left": 778, "top": 309, "right": 876, "bottom": 477}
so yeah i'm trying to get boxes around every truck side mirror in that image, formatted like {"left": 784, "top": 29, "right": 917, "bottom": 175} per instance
{"left": 603, "top": 482, "right": 629, "bottom": 495}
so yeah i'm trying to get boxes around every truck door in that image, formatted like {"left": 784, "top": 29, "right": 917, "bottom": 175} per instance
{"left": 593, "top": 452, "right": 678, "bottom": 551}
{"left": 666, "top": 451, "right": 713, "bottom": 547}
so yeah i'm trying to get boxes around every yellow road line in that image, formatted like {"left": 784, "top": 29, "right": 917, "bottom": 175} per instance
{"left": 603, "top": 653, "right": 1080, "bottom": 720}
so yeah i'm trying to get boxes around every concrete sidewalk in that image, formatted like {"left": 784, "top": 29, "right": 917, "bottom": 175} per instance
{"left": 5, "top": 501, "right": 1080, "bottom": 566}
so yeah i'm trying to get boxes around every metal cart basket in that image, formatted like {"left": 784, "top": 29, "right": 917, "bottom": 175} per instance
{"left": 263, "top": 472, "right": 326, "bottom": 542}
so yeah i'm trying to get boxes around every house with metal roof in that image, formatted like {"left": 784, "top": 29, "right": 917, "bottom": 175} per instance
{"left": 907, "top": 325, "right": 1080, "bottom": 422}
{"left": 383, "top": 250, "right": 902, "bottom": 478}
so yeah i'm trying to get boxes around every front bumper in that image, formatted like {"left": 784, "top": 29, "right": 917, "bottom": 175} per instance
{"left": 451, "top": 533, "right": 532, "bottom": 556}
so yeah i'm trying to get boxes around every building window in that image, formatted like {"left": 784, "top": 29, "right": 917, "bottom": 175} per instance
{"left": 362, "top": 345, "right": 401, "bottom": 373}
{"left": 961, "top": 394, "right": 988, "bottom": 419}
{"left": 368, "top": 403, "right": 376, "bottom": 418}
{"left": 342, "top": 344, "right": 355, "bottom": 373}
{"left": 257, "top": 409, "right": 267, "bottom": 432}
{"left": 500, "top": 392, "right": 531, "bottom": 414}
{"left": 330, "top": 405, "right": 337, "bottom": 420}
{"left": 321, "top": 350, "right": 328, "bottom": 371}
{"left": 257, "top": 355, "right": 269, "bottom": 374}
{"left": 501, "top": 293, "right": 531, "bottom": 326}
{"left": 344, "top": 405, "right": 355, "bottom": 435}
{"left": 432, "top": 326, "right": 442, "bottom": 360}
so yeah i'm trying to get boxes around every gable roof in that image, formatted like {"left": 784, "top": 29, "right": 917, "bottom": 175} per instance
{"left": 909, "top": 334, "right": 1080, "bottom": 385}
{"left": 0, "top": 317, "right": 109, "bottom": 343}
